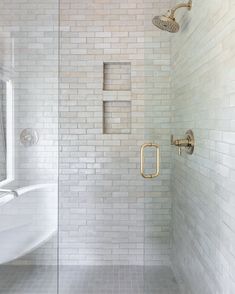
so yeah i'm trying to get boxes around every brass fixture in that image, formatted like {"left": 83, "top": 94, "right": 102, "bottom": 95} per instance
{"left": 171, "top": 129, "right": 195, "bottom": 155}
{"left": 141, "top": 143, "right": 160, "bottom": 178}
{"left": 152, "top": 0, "right": 192, "bottom": 33}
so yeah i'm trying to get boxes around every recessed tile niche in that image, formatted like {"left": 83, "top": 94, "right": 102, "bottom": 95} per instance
{"left": 103, "top": 101, "right": 131, "bottom": 134}
{"left": 103, "top": 62, "right": 131, "bottom": 91}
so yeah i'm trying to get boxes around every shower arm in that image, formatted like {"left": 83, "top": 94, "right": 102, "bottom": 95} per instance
{"left": 168, "top": 1, "right": 192, "bottom": 19}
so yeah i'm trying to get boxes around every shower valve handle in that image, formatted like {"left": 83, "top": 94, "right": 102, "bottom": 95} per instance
{"left": 171, "top": 130, "right": 195, "bottom": 155}
{"left": 171, "top": 135, "right": 184, "bottom": 155}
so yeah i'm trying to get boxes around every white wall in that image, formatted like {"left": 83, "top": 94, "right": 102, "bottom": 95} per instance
{"left": 59, "top": 0, "right": 172, "bottom": 266}
{"left": 171, "top": 0, "right": 235, "bottom": 293}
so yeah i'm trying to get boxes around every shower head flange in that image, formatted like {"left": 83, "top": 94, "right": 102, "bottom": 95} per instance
{"left": 188, "top": 0, "right": 192, "bottom": 11}
{"left": 169, "top": 0, "right": 192, "bottom": 19}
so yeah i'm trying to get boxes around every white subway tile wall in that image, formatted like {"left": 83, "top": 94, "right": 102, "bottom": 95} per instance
{"left": 59, "top": 0, "right": 172, "bottom": 266}
{"left": 0, "top": 0, "right": 172, "bottom": 267}
{"left": 171, "top": 0, "right": 235, "bottom": 293}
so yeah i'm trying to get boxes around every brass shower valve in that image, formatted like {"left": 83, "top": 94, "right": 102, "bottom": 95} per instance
{"left": 171, "top": 130, "right": 195, "bottom": 155}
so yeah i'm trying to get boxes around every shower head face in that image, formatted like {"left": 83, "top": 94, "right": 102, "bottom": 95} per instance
{"left": 152, "top": 15, "right": 180, "bottom": 33}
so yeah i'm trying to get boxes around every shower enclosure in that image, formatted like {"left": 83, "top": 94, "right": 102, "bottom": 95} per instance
{"left": 0, "top": 0, "right": 235, "bottom": 294}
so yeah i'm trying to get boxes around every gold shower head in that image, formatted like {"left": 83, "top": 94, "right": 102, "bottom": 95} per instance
{"left": 152, "top": 15, "right": 180, "bottom": 33}
{"left": 152, "top": 0, "right": 192, "bottom": 33}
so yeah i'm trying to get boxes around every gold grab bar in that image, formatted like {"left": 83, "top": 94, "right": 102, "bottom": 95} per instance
{"left": 141, "top": 143, "right": 160, "bottom": 178}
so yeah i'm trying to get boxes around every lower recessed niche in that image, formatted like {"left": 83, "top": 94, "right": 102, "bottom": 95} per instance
{"left": 103, "top": 101, "right": 131, "bottom": 134}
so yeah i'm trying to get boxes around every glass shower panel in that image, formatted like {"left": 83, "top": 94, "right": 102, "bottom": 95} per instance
{"left": 143, "top": 1, "right": 178, "bottom": 293}
{"left": 0, "top": 1, "right": 59, "bottom": 293}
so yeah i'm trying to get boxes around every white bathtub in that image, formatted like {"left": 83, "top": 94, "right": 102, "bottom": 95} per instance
{"left": 0, "top": 183, "right": 57, "bottom": 264}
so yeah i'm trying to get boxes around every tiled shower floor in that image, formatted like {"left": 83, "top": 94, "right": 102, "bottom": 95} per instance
{"left": 0, "top": 265, "right": 181, "bottom": 294}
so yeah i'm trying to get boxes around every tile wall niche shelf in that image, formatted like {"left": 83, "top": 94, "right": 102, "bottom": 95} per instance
{"left": 103, "top": 101, "right": 131, "bottom": 134}
{"left": 103, "top": 62, "right": 131, "bottom": 91}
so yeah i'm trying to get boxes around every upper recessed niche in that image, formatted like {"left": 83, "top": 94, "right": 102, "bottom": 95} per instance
{"left": 103, "top": 62, "right": 131, "bottom": 91}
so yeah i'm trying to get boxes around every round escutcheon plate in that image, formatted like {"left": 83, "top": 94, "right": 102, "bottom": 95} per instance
{"left": 20, "top": 129, "right": 39, "bottom": 147}
{"left": 185, "top": 129, "right": 195, "bottom": 155}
